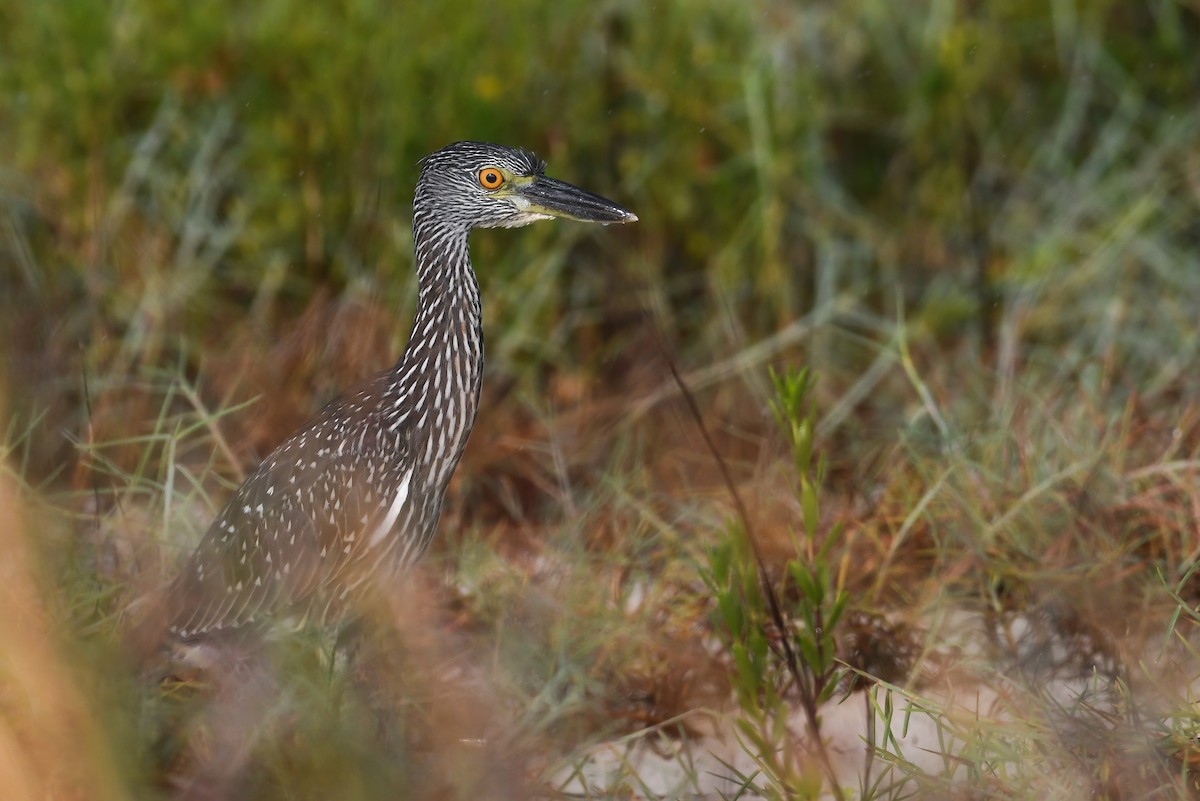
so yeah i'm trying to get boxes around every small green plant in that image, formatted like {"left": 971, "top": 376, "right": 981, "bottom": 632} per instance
{"left": 703, "top": 366, "right": 849, "bottom": 799}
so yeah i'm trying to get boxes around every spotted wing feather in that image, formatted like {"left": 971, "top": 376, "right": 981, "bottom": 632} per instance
{"left": 169, "top": 376, "right": 423, "bottom": 639}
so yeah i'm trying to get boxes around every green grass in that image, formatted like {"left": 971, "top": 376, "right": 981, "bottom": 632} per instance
{"left": 3, "top": 1, "right": 1200, "bottom": 799}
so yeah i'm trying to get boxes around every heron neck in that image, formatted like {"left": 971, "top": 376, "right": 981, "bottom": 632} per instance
{"left": 405, "top": 228, "right": 483, "bottom": 387}
{"left": 385, "top": 220, "right": 484, "bottom": 477}
{"left": 408, "top": 213, "right": 481, "bottom": 329}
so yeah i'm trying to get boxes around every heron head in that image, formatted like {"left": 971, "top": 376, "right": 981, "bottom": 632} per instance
{"left": 415, "top": 141, "right": 637, "bottom": 231}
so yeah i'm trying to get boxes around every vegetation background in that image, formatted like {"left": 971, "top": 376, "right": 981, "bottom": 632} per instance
{"left": 2, "top": 1, "right": 1200, "bottom": 798}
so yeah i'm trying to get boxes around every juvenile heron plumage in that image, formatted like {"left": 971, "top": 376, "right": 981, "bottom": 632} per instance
{"left": 168, "top": 141, "right": 636, "bottom": 640}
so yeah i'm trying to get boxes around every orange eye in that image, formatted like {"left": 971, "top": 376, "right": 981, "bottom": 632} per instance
{"left": 478, "top": 168, "right": 504, "bottom": 189}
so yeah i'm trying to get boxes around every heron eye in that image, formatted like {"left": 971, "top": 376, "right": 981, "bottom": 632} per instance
{"left": 478, "top": 168, "right": 504, "bottom": 189}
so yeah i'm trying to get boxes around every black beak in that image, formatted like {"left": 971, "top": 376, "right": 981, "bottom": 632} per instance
{"left": 518, "top": 175, "right": 638, "bottom": 224}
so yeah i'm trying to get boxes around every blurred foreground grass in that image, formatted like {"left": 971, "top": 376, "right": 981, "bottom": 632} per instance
{"left": 2, "top": 1, "right": 1200, "bottom": 798}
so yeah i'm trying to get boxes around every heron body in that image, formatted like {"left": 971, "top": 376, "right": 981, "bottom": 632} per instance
{"left": 168, "top": 141, "right": 636, "bottom": 640}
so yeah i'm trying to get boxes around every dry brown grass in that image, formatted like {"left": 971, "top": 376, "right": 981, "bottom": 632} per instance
{"left": 0, "top": 454, "right": 127, "bottom": 801}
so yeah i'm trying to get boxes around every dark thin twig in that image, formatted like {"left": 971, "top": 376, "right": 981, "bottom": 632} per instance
{"left": 79, "top": 343, "right": 106, "bottom": 527}
{"left": 648, "top": 324, "right": 846, "bottom": 801}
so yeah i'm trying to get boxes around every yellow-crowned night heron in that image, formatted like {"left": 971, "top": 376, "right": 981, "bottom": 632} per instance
{"left": 168, "top": 141, "right": 636, "bottom": 640}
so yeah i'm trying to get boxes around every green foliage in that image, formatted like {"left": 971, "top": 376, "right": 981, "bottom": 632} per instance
{"left": 703, "top": 367, "right": 849, "bottom": 798}
{"left": 4, "top": 1, "right": 1198, "bottom": 388}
